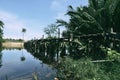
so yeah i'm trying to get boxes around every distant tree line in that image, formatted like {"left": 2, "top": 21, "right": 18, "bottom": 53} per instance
{"left": 3, "top": 38, "right": 23, "bottom": 42}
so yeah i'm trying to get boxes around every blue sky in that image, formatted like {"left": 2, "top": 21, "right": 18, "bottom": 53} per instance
{"left": 0, "top": 0, "right": 88, "bottom": 40}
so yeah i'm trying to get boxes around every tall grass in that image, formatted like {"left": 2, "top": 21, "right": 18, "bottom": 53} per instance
{"left": 56, "top": 57, "right": 120, "bottom": 80}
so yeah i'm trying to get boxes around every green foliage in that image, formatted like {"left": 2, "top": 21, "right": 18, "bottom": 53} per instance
{"left": 57, "top": 0, "right": 120, "bottom": 37}
{"left": 0, "top": 20, "right": 4, "bottom": 47}
{"left": 3, "top": 38, "right": 23, "bottom": 42}
{"left": 0, "top": 21, "right": 4, "bottom": 27}
{"left": 44, "top": 24, "right": 58, "bottom": 38}
{"left": 22, "top": 28, "right": 26, "bottom": 41}
{"left": 55, "top": 0, "right": 120, "bottom": 61}
{"left": 56, "top": 57, "right": 120, "bottom": 80}
{"left": 22, "top": 28, "right": 26, "bottom": 33}
{"left": 112, "top": 0, "right": 120, "bottom": 32}
{"left": 99, "top": 61, "right": 120, "bottom": 80}
{"left": 56, "top": 57, "right": 105, "bottom": 80}
{"left": 106, "top": 48, "right": 120, "bottom": 61}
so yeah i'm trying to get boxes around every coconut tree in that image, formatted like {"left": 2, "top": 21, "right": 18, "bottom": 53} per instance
{"left": 21, "top": 28, "right": 26, "bottom": 61}
{"left": 44, "top": 24, "right": 58, "bottom": 38}
{"left": 56, "top": 0, "right": 120, "bottom": 59}
{"left": 22, "top": 28, "right": 26, "bottom": 42}
{"left": 57, "top": 0, "right": 120, "bottom": 36}
{"left": 57, "top": 5, "right": 103, "bottom": 36}
{"left": 0, "top": 21, "right": 4, "bottom": 67}
{"left": 0, "top": 21, "right": 4, "bottom": 47}
{"left": 0, "top": 20, "right": 4, "bottom": 26}
{"left": 112, "top": 0, "right": 120, "bottom": 32}
{"left": 87, "top": 0, "right": 120, "bottom": 33}
{"left": 0, "top": 21, "right": 4, "bottom": 38}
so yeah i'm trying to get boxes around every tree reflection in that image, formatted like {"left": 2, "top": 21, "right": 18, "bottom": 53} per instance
{"left": 20, "top": 56, "right": 25, "bottom": 61}
{"left": 2, "top": 47, "right": 23, "bottom": 50}
{"left": 24, "top": 34, "right": 120, "bottom": 64}
{"left": 20, "top": 49, "right": 26, "bottom": 61}
{"left": 24, "top": 40, "right": 62, "bottom": 65}
{"left": 0, "top": 47, "right": 2, "bottom": 68}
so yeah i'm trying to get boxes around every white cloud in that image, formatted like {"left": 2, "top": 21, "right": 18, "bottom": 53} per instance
{"left": 50, "top": 0, "right": 69, "bottom": 21}
{"left": 0, "top": 11, "right": 26, "bottom": 39}
{"left": 0, "top": 10, "right": 44, "bottom": 40}
{"left": 0, "top": 11, "right": 26, "bottom": 30}
{"left": 50, "top": 0, "right": 69, "bottom": 12}
{"left": 51, "top": 0, "right": 88, "bottom": 21}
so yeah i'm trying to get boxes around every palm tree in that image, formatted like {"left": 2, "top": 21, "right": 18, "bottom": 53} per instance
{"left": 0, "top": 21, "right": 4, "bottom": 26}
{"left": 44, "top": 24, "right": 58, "bottom": 38}
{"left": 86, "top": 0, "right": 120, "bottom": 33}
{"left": 57, "top": 0, "right": 120, "bottom": 36}
{"left": 56, "top": 0, "right": 120, "bottom": 59}
{"left": 0, "top": 21, "right": 4, "bottom": 37}
{"left": 112, "top": 0, "right": 120, "bottom": 32}
{"left": 0, "top": 21, "right": 4, "bottom": 66}
{"left": 22, "top": 28, "right": 26, "bottom": 42}
{"left": 0, "top": 21, "right": 4, "bottom": 47}
{"left": 57, "top": 5, "right": 103, "bottom": 36}
{"left": 21, "top": 28, "right": 26, "bottom": 62}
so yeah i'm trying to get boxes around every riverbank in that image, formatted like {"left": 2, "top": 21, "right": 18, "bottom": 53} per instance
{"left": 2, "top": 42, "right": 24, "bottom": 48}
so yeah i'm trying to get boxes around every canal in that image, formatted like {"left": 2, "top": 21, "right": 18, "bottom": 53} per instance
{"left": 0, "top": 49, "right": 56, "bottom": 80}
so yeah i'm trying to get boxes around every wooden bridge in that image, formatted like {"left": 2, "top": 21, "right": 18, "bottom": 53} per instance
{"left": 24, "top": 33, "right": 120, "bottom": 61}
{"left": 26, "top": 32, "right": 120, "bottom": 43}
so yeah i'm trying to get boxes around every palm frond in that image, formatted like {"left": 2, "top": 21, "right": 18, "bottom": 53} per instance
{"left": 56, "top": 19, "right": 69, "bottom": 27}
{"left": 0, "top": 21, "right": 4, "bottom": 28}
{"left": 67, "top": 5, "right": 74, "bottom": 12}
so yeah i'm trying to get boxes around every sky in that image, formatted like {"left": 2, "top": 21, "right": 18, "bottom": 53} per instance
{"left": 0, "top": 0, "right": 88, "bottom": 40}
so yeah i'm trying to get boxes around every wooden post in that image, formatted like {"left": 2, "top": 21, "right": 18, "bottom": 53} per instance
{"left": 58, "top": 28, "right": 60, "bottom": 38}
{"left": 57, "top": 40, "right": 59, "bottom": 61}
{"left": 70, "top": 33, "right": 73, "bottom": 41}
{"left": 34, "top": 42, "right": 36, "bottom": 53}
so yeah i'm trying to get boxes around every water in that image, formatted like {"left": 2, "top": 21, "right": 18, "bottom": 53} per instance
{"left": 0, "top": 49, "right": 56, "bottom": 80}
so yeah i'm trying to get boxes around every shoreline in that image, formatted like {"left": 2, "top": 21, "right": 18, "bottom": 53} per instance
{"left": 2, "top": 42, "right": 24, "bottom": 48}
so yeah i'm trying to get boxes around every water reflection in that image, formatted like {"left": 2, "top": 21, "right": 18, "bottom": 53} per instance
{"left": 0, "top": 53, "right": 2, "bottom": 68}
{"left": 24, "top": 35, "right": 120, "bottom": 61}
{"left": 2, "top": 47, "right": 23, "bottom": 51}
{"left": 20, "top": 49, "right": 26, "bottom": 61}
{"left": 2, "top": 46, "right": 26, "bottom": 62}
{"left": 0, "top": 47, "right": 2, "bottom": 68}
{"left": 24, "top": 40, "right": 67, "bottom": 66}
{"left": 0, "top": 48, "right": 56, "bottom": 80}
{"left": 26, "top": 49, "right": 57, "bottom": 66}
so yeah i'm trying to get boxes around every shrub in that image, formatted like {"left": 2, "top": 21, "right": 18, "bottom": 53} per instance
{"left": 56, "top": 57, "right": 110, "bottom": 80}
